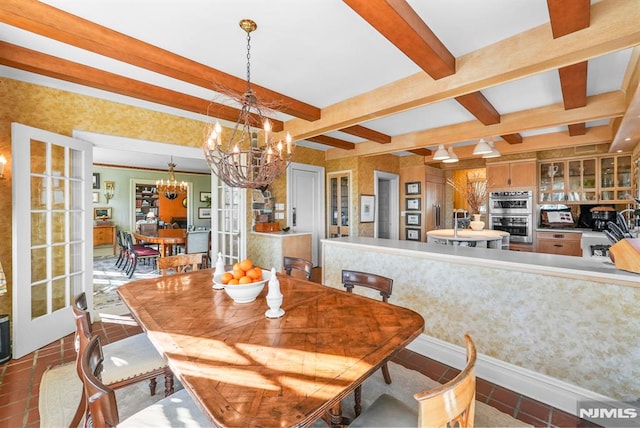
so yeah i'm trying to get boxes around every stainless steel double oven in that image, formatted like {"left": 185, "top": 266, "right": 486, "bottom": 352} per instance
{"left": 488, "top": 190, "right": 534, "bottom": 243}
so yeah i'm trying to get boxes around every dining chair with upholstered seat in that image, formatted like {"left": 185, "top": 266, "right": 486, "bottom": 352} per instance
{"left": 349, "top": 334, "right": 477, "bottom": 428}
{"left": 185, "top": 229, "right": 211, "bottom": 267}
{"left": 341, "top": 269, "right": 394, "bottom": 417}
{"left": 123, "top": 231, "right": 160, "bottom": 278}
{"left": 283, "top": 256, "right": 313, "bottom": 280}
{"left": 69, "top": 292, "right": 174, "bottom": 428}
{"left": 157, "top": 252, "right": 204, "bottom": 275}
{"left": 80, "top": 334, "right": 209, "bottom": 428}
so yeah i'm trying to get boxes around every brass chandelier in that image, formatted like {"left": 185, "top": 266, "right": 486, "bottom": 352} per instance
{"left": 156, "top": 157, "right": 187, "bottom": 200}
{"left": 203, "top": 19, "right": 293, "bottom": 189}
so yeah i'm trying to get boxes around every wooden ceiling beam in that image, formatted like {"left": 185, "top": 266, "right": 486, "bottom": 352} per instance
{"left": 454, "top": 92, "right": 500, "bottom": 125}
{"left": 282, "top": 0, "right": 638, "bottom": 142}
{"left": 343, "top": 0, "right": 455, "bottom": 79}
{"left": 306, "top": 135, "right": 355, "bottom": 150}
{"left": 324, "top": 91, "right": 625, "bottom": 159}
{"left": 408, "top": 149, "right": 432, "bottom": 156}
{"left": 0, "top": 42, "right": 285, "bottom": 131}
{"left": 0, "top": 0, "right": 321, "bottom": 122}
{"left": 547, "top": 0, "right": 590, "bottom": 38}
{"left": 568, "top": 123, "right": 587, "bottom": 136}
{"left": 500, "top": 134, "right": 523, "bottom": 145}
{"left": 558, "top": 62, "right": 588, "bottom": 109}
{"left": 339, "top": 125, "right": 392, "bottom": 144}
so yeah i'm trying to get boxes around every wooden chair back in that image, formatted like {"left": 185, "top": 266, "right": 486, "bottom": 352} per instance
{"left": 415, "top": 334, "right": 477, "bottom": 427}
{"left": 283, "top": 256, "right": 313, "bottom": 280}
{"left": 341, "top": 270, "right": 393, "bottom": 302}
{"left": 157, "top": 253, "right": 203, "bottom": 275}
{"left": 80, "top": 334, "right": 121, "bottom": 428}
{"left": 139, "top": 222, "right": 158, "bottom": 235}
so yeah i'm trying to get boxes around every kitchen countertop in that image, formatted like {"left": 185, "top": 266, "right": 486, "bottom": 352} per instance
{"left": 427, "top": 229, "right": 509, "bottom": 240}
{"left": 251, "top": 231, "right": 312, "bottom": 237}
{"left": 536, "top": 227, "right": 608, "bottom": 239}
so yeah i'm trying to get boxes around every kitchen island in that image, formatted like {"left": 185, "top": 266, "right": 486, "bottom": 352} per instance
{"left": 321, "top": 236, "right": 639, "bottom": 416}
{"left": 248, "top": 231, "right": 312, "bottom": 271}
{"left": 426, "top": 229, "right": 509, "bottom": 249}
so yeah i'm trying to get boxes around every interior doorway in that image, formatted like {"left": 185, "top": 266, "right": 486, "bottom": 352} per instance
{"left": 374, "top": 171, "right": 399, "bottom": 239}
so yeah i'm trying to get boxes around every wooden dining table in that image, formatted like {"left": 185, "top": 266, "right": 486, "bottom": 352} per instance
{"left": 117, "top": 269, "right": 424, "bottom": 427}
{"left": 133, "top": 228, "right": 186, "bottom": 257}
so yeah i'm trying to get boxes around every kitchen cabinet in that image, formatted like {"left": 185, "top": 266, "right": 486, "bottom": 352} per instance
{"left": 327, "top": 172, "right": 350, "bottom": 237}
{"left": 93, "top": 225, "right": 116, "bottom": 255}
{"left": 135, "top": 184, "right": 160, "bottom": 222}
{"left": 539, "top": 154, "right": 631, "bottom": 204}
{"left": 487, "top": 160, "right": 536, "bottom": 189}
{"left": 536, "top": 231, "right": 582, "bottom": 257}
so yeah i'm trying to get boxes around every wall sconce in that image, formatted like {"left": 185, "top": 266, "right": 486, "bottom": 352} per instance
{"left": 0, "top": 155, "right": 6, "bottom": 179}
{"left": 104, "top": 181, "right": 115, "bottom": 204}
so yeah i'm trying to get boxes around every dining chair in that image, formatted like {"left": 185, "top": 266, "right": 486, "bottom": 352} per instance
{"left": 283, "top": 256, "right": 313, "bottom": 280}
{"left": 80, "top": 334, "right": 209, "bottom": 428}
{"left": 185, "top": 229, "right": 211, "bottom": 267}
{"left": 341, "top": 269, "right": 394, "bottom": 417}
{"left": 349, "top": 334, "right": 477, "bottom": 428}
{"left": 70, "top": 292, "right": 173, "bottom": 428}
{"left": 114, "top": 229, "right": 128, "bottom": 270}
{"left": 157, "top": 252, "right": 204, "bottom": 275}
{"left": 123, "top": 231, "right": 160, "bottom": 278}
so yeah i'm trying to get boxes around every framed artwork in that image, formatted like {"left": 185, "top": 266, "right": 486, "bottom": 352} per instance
{"left": 92, "top": 173, "right": 100, "bottom": 189}
{"left": 406, "top": 212, "right": 421, "bottom": 226}
{"left": 198, "top": 207, "right": 211, "bottom": 219}
{"left": 92, "top": 191, "right": 99, "bottom": 203}
{"left": 93, "top": 207, "right": 112, "bottom": 220}
{"left": 405, "top": 182, "right": 420, "bottom": 195}
{"left": 182, "top": 197, "right": 188, "bottom": 208}
{"left": 405, "top": 228, "right": 420, "bottom": 241}
{"left": 405, "top": 197, "right": 421, "bottom": 211}
{"left": 360, "top": 194, "right": 375, "bottom": 223}
{"left": 199, "top": 191, "right": 211, "bottom": 202}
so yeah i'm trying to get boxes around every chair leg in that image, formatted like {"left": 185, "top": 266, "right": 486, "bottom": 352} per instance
{"left": 164, "top": 371, "right": 174, "bottom": 396}
{"left": 69, "top": 388, "right": 86, "bottom": 428}
{"left": 381, "top": 362, "right": 392, "bottom": 384}
{"left": 149, "top": 377, "right": 157, "bottom": 396}
{"left": 127, "top": 257, "right": 138, "bottom": 279}
{"left": 354, "top": 385, "right": 362, "bottom": 417}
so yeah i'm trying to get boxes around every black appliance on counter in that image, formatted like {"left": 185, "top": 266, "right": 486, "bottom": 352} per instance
{"left": 576, "top": 205, "right": 617, "bottom": 231}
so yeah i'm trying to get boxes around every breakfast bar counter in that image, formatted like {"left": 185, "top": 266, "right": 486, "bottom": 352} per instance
{"left": 426, "top": 229, "right": 509, "bottom": 249}
{"left": 321, "top": 236, "right": 639, "bottom": 413}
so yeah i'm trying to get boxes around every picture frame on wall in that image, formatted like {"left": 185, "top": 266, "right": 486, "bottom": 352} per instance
{"left": 93, "top": 207, "right": 112, "bottom": 220}
{"left": 198, "top": 207, "right": 211, "bottom": 219}
{"left": 405, "top": 228, "right": 420, "bottom": 241}
{"left": 405, "top": 212, "right": 421, "bottom": 226}
{"left": 92, "top": 173, "right": 100, "bottom": 189}
{"left": 405, "top": 182, "right": 420, "bottom": 195}
{"left": 199, "top": 191, "right": 211, "bottom": 202}
{"left": 360, "top": 194, "right": 375, "bottom": 223}
{"left": 405, "top": 197, "right": 421, "bottom": 211}
{"left": 92, "top": 191, "right": 99, "bottom": 203}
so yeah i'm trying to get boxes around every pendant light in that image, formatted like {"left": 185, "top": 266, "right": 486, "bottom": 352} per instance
{"left": 432, "top": 144, "right": 450, "bottom": 160}
{"left": 442, "top": 146, "right": 459, "bottom": 163}
{"left": 482, "top": 140, "right": 501, "bottom": 158}
{"left": 472, "top": 138, "right": 493, "bottom": 155}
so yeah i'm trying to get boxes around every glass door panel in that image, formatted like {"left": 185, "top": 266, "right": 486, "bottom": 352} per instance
{"left": 327, "top": 172, "right": 350, "bottom": 237}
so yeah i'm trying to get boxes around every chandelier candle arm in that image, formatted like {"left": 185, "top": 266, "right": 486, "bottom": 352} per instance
{"left": 202, "top": 19, "right": 294, "bottom": 189}
{"left": 156, "top": 157, "right": 187, "bottom": 200}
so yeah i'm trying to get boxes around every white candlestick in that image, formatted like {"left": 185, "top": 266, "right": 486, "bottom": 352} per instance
{"left": 265, "top": 268, "right": 284, "bottom": 318}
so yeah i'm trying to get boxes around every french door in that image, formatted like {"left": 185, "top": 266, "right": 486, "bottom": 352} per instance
{"left": 211, "top": 175, "right": 246, "bottom": 267}
{"left": 12, "top": 123, "right": 93, "bottom": 358}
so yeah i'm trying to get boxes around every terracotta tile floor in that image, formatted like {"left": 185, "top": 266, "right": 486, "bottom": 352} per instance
{"left": 0, "top": 318, "right": 598, "bottom": 428}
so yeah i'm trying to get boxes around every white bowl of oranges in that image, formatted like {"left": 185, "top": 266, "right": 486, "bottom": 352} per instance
{"left": 213, "top": 259, "right": 270, "bottom": 304}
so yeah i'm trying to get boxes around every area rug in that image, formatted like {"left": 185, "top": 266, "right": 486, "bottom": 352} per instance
{"left": 40, "top": 361, "right": 530, "bottom": 427}
{"left": 93, "top": 255, "right": 159, "bottom": 314}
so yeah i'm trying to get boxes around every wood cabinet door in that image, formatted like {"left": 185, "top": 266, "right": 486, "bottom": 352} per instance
{"left": 509, "top": 161, "right": 536, "bottom": 187}
{"left": 487, "top": 163, "right": 510, "bottom": 188}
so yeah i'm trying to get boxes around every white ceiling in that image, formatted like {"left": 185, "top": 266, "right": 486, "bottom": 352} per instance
{"left": 1, "top": 0, "right": 636, "bottom": 170}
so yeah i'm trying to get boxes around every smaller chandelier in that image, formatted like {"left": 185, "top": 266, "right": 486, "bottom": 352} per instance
{"left": 203, "top": 19, "right": 293, "bottom": 189}
{"left": 156, "top": 157, "right": 187, "bottom": 200}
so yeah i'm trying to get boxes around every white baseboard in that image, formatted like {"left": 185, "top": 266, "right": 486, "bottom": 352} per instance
{"left": 407, "top": 334, "right": 614, "bottom": 417}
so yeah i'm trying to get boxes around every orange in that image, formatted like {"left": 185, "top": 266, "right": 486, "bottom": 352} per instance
{"left": 228, "top": 278, "right": 239, "bottom": 285}
{"left": 246, "top": 268, "right": 261, "bottom": 280}
{"left": 232, "top": 267, "right": 245, "bottom": 279}
{"left": 221, "top": 272, "right": 233, "bottom": 284}
{"left": 239, "top": 258, "right": 253, "bottom": 272}
{"left": 238, "top": 276, "right": 252, "bottom": 284}
{"left": 232, "top": 262, "right": 241, "bottom": 271}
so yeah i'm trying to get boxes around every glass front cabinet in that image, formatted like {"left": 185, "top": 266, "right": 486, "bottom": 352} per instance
{"left": 539, "top": 154, "right": 631, "bottom": 203}
{"left": 328, "top": 172, "right": 350, "bottom": 237}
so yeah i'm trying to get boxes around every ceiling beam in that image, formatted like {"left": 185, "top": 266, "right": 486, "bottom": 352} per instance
{"left": 408, "top": 149, "right": 432, "bottom": 156}
{"left": 547, "top": 0, "right": 590, "bottom": 38}
{"left": 306, "top": 135, "right": 355, "bottom": 150}
{"left": 610, "top": 47, "right": 640, "bottom": 152}
{"left": 281, "top": 0, "right": 640, "bottom": 142}
{"left": 0, "top": 0, "right": 321, "bottom": 122}
{"left": 568, "top": 123, "right": 587, "bottom": 136}
{"left": 325, "top": 91, "right": 625, "bottom": 159}
{"left": 343, "top": 0, "right": 455, "bottom": 79}
{"left": 0, "top": 42, "right": 285, "bottom": 131}
{"left": 339, "top": 125, "right": 391, "bottom": 144}
{"left": 558, "top": 62, "right": 588, "bottom": 109}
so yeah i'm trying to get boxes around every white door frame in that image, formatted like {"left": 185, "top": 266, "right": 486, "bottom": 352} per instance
{"left": 374, "top": 171, "right": 400, "bottom": 240}
{"left": 286, "top": 162, "right": 325, "bottom": 266}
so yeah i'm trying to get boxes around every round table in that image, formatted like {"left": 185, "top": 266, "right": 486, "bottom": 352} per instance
{"left": 426, "top": 229, "right": 510, "bottom": 249}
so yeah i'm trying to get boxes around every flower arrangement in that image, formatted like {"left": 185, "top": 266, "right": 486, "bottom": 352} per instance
{"left": 447, "top": 172, "right": 489, "bottom": 214}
